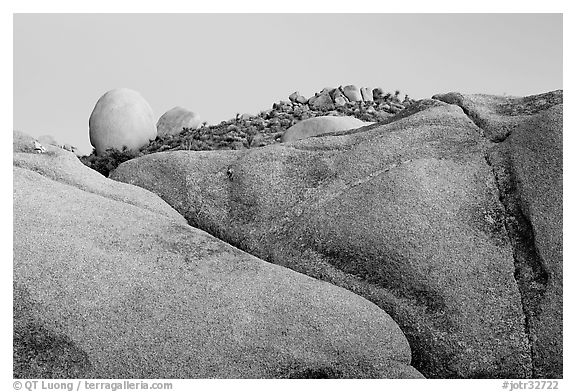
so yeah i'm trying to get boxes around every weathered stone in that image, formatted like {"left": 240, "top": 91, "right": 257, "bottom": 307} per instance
{"left": 342, "top": 85, "right": 362, "bottom": 102}
{"left": 373, "top": 88, "right": 386, "bottom": 100}
{"left": 361, "top": 87, "right": 374, "bottom": 102}
{"left": 62, "top": 144, "right": 79, "bottom": 155}
{"left": 433, "top": 90, "right": 563, "bottom": 142}
{"left": 112, "top": 96, "right": 557, "bottom": 378}
{"left": 157, "top": 106, "right": 201, "bottom": 137}
{"left": 14, "top": 130, "right": 421, "bottom": 379}
{"left": 308, "top": 94, "right": 335, "bottom": 111}
{"left": 334, "top": 97, "right": 347, "bottom": 107}
{"left": 295, "top": 95, "right": 308, "bottom": 104}
{"left": 32, "top": 140, "right": 45, "bottom": 154}
{"left": 289, "top": 92, "right": 300, "bottom": 103}
{"left": 482, "top": 95, "right": 563, "bottom": 379}
{"left": 89, "top": 88, "right": 156, "bottom": 155}
{"left": 115, "top": 93, "right": 562, "bottom": 378}
{"left": 281, "top": 116, "right": 373, "bottom": 143}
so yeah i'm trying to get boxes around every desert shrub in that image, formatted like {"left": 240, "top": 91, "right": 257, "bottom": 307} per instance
{"left": 79, "top": 147, "right": 140, "bottom": 177}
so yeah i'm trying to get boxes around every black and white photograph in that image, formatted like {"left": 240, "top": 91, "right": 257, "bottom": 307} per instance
{"left": 6, "top": 2, "right": 569, "bottom": 390}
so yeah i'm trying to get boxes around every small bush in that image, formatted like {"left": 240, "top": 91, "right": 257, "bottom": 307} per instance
{"left": 79, "top": 147, "right": 140, "bottom": 177}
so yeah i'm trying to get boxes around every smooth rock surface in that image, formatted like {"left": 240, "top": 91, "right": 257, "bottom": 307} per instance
{"left": 112, "top": 98, "right": 544, "bottom": 378}
{"left": 342, "top": 85, "right": 362, "bottom": 102}
{"left": 157, "top": 106, "right": 202, "bottom": 137}
{"left": 89, "top": 88, "right": 156, "bottom": 155}
{"left": 14, "top": 131, "right": 420, "bottom": 379}
{"left": 432, "top": 90, "right": 563, "bottom": 142}
{"left": 281, "top": 116, "right": 373, "bottom": 143}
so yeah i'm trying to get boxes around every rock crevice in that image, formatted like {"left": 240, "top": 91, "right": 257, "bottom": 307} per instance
{"left": 485, "top": 151, "right": 548, "bottom": 378}
{"left": 112, "top": 98, "right": 538, "bottom": 378}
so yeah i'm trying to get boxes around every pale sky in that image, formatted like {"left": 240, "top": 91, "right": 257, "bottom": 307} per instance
{"left": 13, "top": 13, "right": 562, "bottom": 155}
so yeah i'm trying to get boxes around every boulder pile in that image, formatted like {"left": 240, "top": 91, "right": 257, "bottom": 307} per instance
{"left": 144, "top": 85, "right": 412, "bottom": 154}
{"left": 81, "top": 85, "right": 413, "bottom": 175}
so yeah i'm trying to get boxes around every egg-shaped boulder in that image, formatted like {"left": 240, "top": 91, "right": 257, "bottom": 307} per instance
{"left": 156, "top": 106, "right": 202, "bottom": 137}
{"left": 281, "top": 116, "right": 373, "bottom": 143}
{"left": 89, "top": 88, "right": 156, "bottom": 155}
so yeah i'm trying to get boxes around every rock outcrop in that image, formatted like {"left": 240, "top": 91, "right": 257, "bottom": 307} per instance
{"left": 81, "top": 85, "right": 411, "bottom": 176}
{"left": 89, "top": 88, "right": 157, "bottom": 155}
{"left": 281, "top": 116, "right": 373, "bottom": 143}
{"left": 308, "top": 93, "right": 335, "bottom": 111}
{"left": 343, "top": 85, "right": 363, "bottom": 102}
{"left": 144, "top": 85, "right": 409, "bottom": 152}
{"left": 13, "top": 131, "right": 421, "bottom": 379}
{"left": 478, "top": 95, "right": 562, "bottom": 379}
{"left": 111, "top": 91, "right": 562, "bottom": 379}
{"left": 360, "top": 87, "right": 374, "bottom": 102}
{"left": 432, "top": 91, "right": 563, "bottom": 142}
{"left": 157, "top": 106, "right": 202, "bottom": 137}
{"left": 36, "top": 135, "right": 81, "bottom": 156}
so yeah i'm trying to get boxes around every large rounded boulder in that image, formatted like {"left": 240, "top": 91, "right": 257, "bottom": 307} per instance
{"left": 281, "top": 116, "right": 373, "bottom": 143}
{"left": 13, "top": 130, "right": 421, "bottom": 379}
{"left": 89, "top": 88, "right": 156, "bottom": 155}
{"left": 157, "top": 106, "right": 202, "bottom": 137}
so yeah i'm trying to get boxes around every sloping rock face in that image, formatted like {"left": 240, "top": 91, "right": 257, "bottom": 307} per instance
{"left": 89, "top": 88, "right": 157, "bottom": 155}
{"left": 157, "top": 106, "right": 202, "bottom": 137}
{"left": 13, "top": 131, "right": 421, "bottom": 379}
{"left": 432, "top": 92, "right": 563, "bottom": 378}
{"left": 485, "top": 105, "right": 563, "bottom": 378}
{"left": 111, "top": 93, "right": 563, "bottom": 378}
{"left": 281, "top": 116, "right": 374, "bottom": 143}
{"left": 36, "top": 135, "right": 81, "bottom": 156}
{"left": 432, "top": 90, "right": 562, "bottom": 142}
